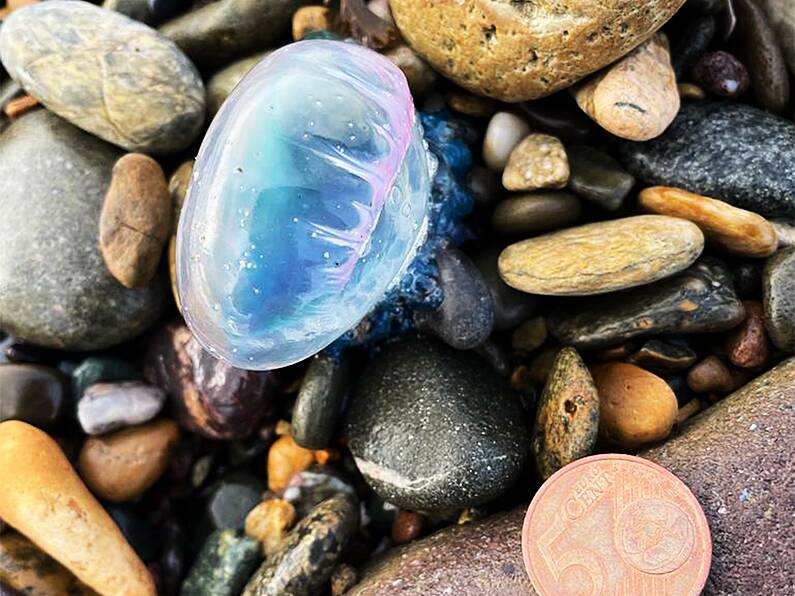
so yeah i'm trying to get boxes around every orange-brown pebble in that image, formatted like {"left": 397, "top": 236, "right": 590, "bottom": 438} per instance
{"left": 3, "top": 95, "right": 38, "bottom": 119}
{"left": 639, "top": 186, "right": 778, "bottom": 257}
{"left": 244, "top": 498, "right": 296, "bottom": 556}
{"left": 725, "top": 301, "right": 769, "bottom": 369}
{"left": 291, "top": 5, "right": 332, "bottom": 40}
{"left": 591, "top": 363, "right": 679, "bottom": 449}
{"left": 0, "top": 421, "right": 155, "bottom": 596}
{"left": 77, "top": 418, "right": 179, "bottom": 502}
{"left": 687, "top": 356, "right": 735, "bottom": 394}
{"left": 391, "top": 511, "right": 427, "bottom": 545}
{"left": 267, "top": 435, "right": 316, "bottom": 492}
{"left": 675, "top": 398, "right": 702, "bottom": 425}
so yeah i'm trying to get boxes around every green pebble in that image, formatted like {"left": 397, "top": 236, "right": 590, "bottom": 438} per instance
{"left": 180, "top": 529, "right": 261, "bottom": 596}
{"left": 71, "top": 357, "right": 140, "bottom": 399}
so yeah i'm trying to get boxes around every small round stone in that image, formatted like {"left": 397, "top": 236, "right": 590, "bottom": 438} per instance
{"left": 686, "top": 356, "right": 735, "bottom": 394}
{"left": 592, "top": 362, "right": 679, "bottom": 449}
{"left": 291, "top": 5, "right": 332, "bottom": 40}
{"left": 292, "top": 354, "right": 348, "bottom": 450}
{"left": 77, "top": 381, "right": 166, "bottom": 435}
{"left": 482, "top": 112, "right": 529, "bottom": 172}
{"left": 0, "top": 364, "right": 66, "bottom": 429}
{"left": 725, "top": 301, "right": 769, "bottom": 369}
{"left": 267, "top": 435, "right": 317, "bottom": 493}
{"left": 501, "top": 134, "right": 569, "bottom": 191}
{"left": 206, "top": 472, "right": 265, "bottom": 531}
{"left": 512, "top": 316, "right": 548, "bottom": 354}
{"left": 566, "top": 145, "right": 635, "bottom": 212}
{"left": 391, "top": 510, "right": 427, "bottom": 545}
{"left": 244, "top": 499, "right": 297, "bottom": 556}
{"left": 692, "top": 51, "right": 750, "bottom": 98}
{"left": 491, "top": 192, "right": 582, "bottom": 236}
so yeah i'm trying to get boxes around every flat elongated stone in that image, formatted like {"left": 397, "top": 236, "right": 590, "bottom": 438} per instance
{"left": 77, "top": 381, "right": 166, "bottom": 435}
{"left": 0, "top": 0, "right": 205, "bottom": 153}
{"left": 566, "top": 145, "right": 635, "bottom": 211}
{"left": 499, "top": 215, "right": 704, "bottom": 296}
{"left": 491, "top": 192, "right": 582, "bottom": 236}
{"left": 548, "top": 259, "right": 745, "bottom": 349}
{"left": 641, "top": 357, "right": 795, "bottom": 595}
{"left": 618, "top": 102, "right": 795, "bottom": 217}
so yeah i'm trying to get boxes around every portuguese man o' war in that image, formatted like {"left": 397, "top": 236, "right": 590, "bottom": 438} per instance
{"left": 177, "top": 39, "right": 476, "bottom": 370}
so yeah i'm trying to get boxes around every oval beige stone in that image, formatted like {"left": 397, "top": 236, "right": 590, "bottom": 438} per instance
{"left": 389, "top": 0, "right": 686, "bottom": 102}
{"left": 498, "top": 215, "right": 704, "bottom": 295}
{"left": 0, "top": 421, "right": 155, "bottom": 596}
{"left": 639, "top": 186, "right": 778, "bottom": 257}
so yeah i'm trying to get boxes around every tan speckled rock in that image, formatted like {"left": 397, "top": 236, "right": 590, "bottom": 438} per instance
{"left": 100, "top": 153, "right": 172, "bottom": 288}
{"left": 0, "top": 421, "right": 155, "bottom": 596}
{"left": 78, "top": 418, "right": 179, "bottom": 502}
{"left": 573, "top": 33, "right": 679, "bottom": 141}
{"left": 0, "top": 1, "right": 205, "bottom": 154}
{"left": 531, "top": 348, "right": 599, "bottom": 479}
{"left": 639, "top": 186, "right": 778, "bottom": 257}
{"left": 502, "top": 134, "right": 569, "bottom": 191}
{"left": 389, "top": 0, "right": 685, "bottom": 102}
{"left": 498, "top": 215, "right": 704, "bottom": 295}
{"left": 592, "top": 362, "right": 678, "bottom": 449}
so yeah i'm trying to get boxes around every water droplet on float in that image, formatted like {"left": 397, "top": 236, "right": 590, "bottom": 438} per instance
{"left": 323, "top": 251, "right": 330, "bottom": 259}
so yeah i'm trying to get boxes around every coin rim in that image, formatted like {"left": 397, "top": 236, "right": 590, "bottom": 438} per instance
{"left": 522, "top": 453, "right": 712, "bottom": 596}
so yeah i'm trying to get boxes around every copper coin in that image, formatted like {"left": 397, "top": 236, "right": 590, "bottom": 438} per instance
{"left": 523, "top": 454, "right": 711, "bottom": 596}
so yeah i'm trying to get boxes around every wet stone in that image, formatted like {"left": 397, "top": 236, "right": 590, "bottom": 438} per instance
{"left": 0, "top": 364, "right": 66, "bottom": 429}
{"left": 71, "top": 357, "right": 141, "bottom": 403}
{"left": 77, "top": 381, "right": 166, "bottom": 435}
{"left": 292, "top": 354, "right": 348, "bottom": 450}
{"left": 762, "top": 247, "right": 795, "bottom": 352}
{"left": 725, "top": 301, "right": 769, "bottom": 369}
{"left": 473, "top": 246, "right": 537, "bottom": 331}
{"left": 565, "top": 145, "right": 635, "bottom": 212}
{"left": 617, "top": 102, "right": 795, "bottom": 217}
{"left": 205, "top": 472, "right": 265, "bottom": 532}
{"left": 180, "top": 529, "right": 261, "bottom": 596}
{"left": 242, "top": 494, "right": 358, "bottom": 596}
{"left": 687, "top": 355, "right": 735, "bottom": 393}
{"left": 531, "top": 348, "right": 599, "bottom": 480}
{"left": 626, "top": 339, "right": 698, "bottom": 373}
{"left": 491, "top": 192, "right": 582, "bottom": 236}
{"left": 415, "top": 248, "right": 494, "bottom": 350}
{"left": 548, "top": 258, "right": 745, "bottom": 349}
{"left": 345, "top": 339, "right": 528, "bottom": 511}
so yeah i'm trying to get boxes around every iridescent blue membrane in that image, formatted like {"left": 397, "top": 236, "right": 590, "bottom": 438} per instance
{"left": 177, "top": 40, "right": 433, "bottom": 369}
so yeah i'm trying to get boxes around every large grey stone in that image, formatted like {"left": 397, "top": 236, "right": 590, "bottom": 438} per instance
{"left": 0, "top": 110, "right": 167, "bottom": 350}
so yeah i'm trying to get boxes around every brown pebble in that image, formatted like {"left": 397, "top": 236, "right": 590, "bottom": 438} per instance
{"left": 511, "top": 316, "right": 547, "bottom": 354}
{"left": 692, "top": 51, "right": 750, "bottom": 98}
{"left": 244, "top": 498, "right": 297, "bottom": 556}
{"left": 99, "top": 153, "right": 172, "bottom": 288}
{"left": 687, "top": 356, "right": 735, "bottom": 393}
{"left": 677, "top": 83, "right": 707, "bottom": 99}
{"left": 391, "top": 510, "right": 427, "bottom": 545}
{"left": 590, "top": 342, "right": 636, "bottom": 363}
{"left": 266, "top": 435, "right": 316, "bottom": 492}
{"left": 639, "top": 186, "right": 777, "bottom": 257}
{"left": 291, "top": 5, "right": 332, "bottom": 40}
{"left": 725, "top": 301, "right": 769, "bottom": 369}
{"left": 591, "top": 362, "right": 679, "bottom": 449}
{"left": 330, "top": 563, "right": 358, "bottom": 596}
{"left": 502, "top": 134, "right": 568, "bottom": 191}
{"left": 0, "top": 421, "right": 155, "bottom": 595}
{"left": 510, "top": 365, "right": 534, "bottom": 394}
{"left": 78, "top": 418, "right": 179, "bottom": 502}
{"left": 573, "top": 33, "right": 679, "bottom": 141}
{"left": 2, "top": 95, "right": 38, "bottom": 119}
{"left": 445, "top": 91, "right": 496, "bottom": 118}
{"left": 675, "top": 398, "right": 702, "bottom": 425}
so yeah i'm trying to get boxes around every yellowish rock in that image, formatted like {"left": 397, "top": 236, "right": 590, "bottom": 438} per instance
{"left": 638, "top": 186, "right": 778, "bottom": 257}
{"left": 0, "top": 421, "right": 155, "bottom": 596}
{"left": 244, "top": 498, "right": 297, "bottom": 556}
{"left": 502, "top": 134, "right": 569, "bottom": 191}
{"left": 266, "top": 435, "right": 316, "bottom": 492}
{"left": 573, "top": 33, "right": 679, "bottom": 141}
{"left": 291, "top": 5, "right": 332, "bottom": 41}
{"left": 498, "top": 215, "right": 704, "bottom": 295}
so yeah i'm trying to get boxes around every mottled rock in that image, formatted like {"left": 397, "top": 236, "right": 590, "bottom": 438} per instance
{"left": 159, "top": 0, "right": 308, "bottom": 68}
{"left": 618, "top": 102, "right": 795, "bottom": 217}
{"left": 473, "top": 246, "right": 537, "bottom": 330}
{"left": 242, "top": 495, "right": 358, "bottom": 596}
{"left": 592, "top": 362, "right": 679, "bottom": 449}
{"left": 725, "top": 301, "right": 769, "bottom": 368}
{"left": 499, "top": 215, "right": 704, "bottom": 296}
{"left": 639, "top": 186, "right": 778, "bottom": 257}
{"left": 566, "top": 145, "right": 635, "bottom": 211}
{"left": 145, "top": 322, "right": 275, "bottom": 439}
{"left": 686, "top": 355, "right": 735, "bottom": 393}
{"left": 733, "top": 0, "right": 790, "bottom": 114}
{"left": 482, "top": 112, "right": 529, "bottom": 172}
{"left": 549, "top": 259, "right": 745, "bottom": 349}
{"left": 206, "top": 53, "right": 268, "bottom": 116}
{"left": 0, "top": 1, "right": 205, "bottom": 153}
{"left": 78, "top": 418, "right": 179, "bottom": 502}
{"left": 345, "top": 340, "right": 528, "bottom": 511}
{"left": 626, "top": 339, "right": 697, "bottom": 373}
{"left": 389, "top": 0, "right": 686, "bottom": 102}
{"left": 642, "top": 357, "right": 795, "bottom": 595}
{"left": 0, "top": 364, "right": 65, "bottom": 429}
{"left": 244, "top": 499, "right": 296, "bottom": 556}
{"left": 0, "top": 421, "right": 155, "bottom": 595}
{"left": 531, "top": 348, "right": 599, "bottom": 479}
{"left": 763, "top": 247, "right": 795, "bottom": 352}
{"left": 77, "top": 381, "right": 166, "bottom": 435}
{"left": 347, "top": 507, "right": 533, "bottom": 595}
{"left": 292, "top": 354, "right": 348, "bottom": 450}
{"left": 330, "top": 564, "right": 357, "bottom": 596}
{"left": 502, "top": 134, "right": 568, "bottom": 191}
{"left": 0, "top": 532, "right": 96, "bottom": 596}
{"left": 573, "top": 34, "right": 679, "bottom": 141}
{"left": 100, "top": 153, "right": 172, "bottom": 288}
{"left": 180, "top": 529, "right": 261, "bottom": 596}
{"left": 415, "top": 248, "right": 494, "bottom": 350}
{"left": 0, "top": 110, "right": 166, "bottom": 350}
{"left": 692, "top": 51, "right": 750, "bottom": 98}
